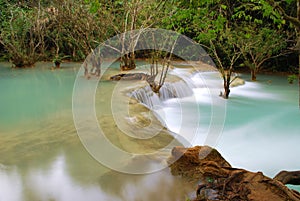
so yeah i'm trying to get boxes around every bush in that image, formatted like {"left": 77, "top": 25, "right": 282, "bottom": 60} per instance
{"left": 0, "top": 4, "right": 46, "bottom": 67}
{"left": 287, "top": 74, "right": 298, "bottom": 84}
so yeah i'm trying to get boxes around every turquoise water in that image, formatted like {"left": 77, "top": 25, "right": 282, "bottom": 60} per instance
{"left": 217, "top": 74, "right": 299, "bottom": 175}
{"left": 218, "top": 74, "right": 300, "bottom": 192}
{"left": 0, "top": 62, "right": 79, "bottom": 132}
{"left": 0, "top": 62, "right": 299, "bottom": 200}
{"left": 0, "top": 62, "right": 192, "bottom": 201}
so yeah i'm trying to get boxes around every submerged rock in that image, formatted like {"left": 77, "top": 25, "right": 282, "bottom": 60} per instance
{"left": 231, "top": 77, "right": 245, "bottom": 87}
{"left": 168, "top": 146, "right": 300, "bottom": 201}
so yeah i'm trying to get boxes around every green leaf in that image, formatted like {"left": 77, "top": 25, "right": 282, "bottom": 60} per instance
{"left": 220, "top": 4, "right": 227, "bottom": 10}
{"left": 245, "top": 33, "right": 251, "bottom": 39}
{"left": 254, "top": 19, "right": 263, "bottom": 24}
{"left": 89, "top": 1, "right": 101, "bottom": 13}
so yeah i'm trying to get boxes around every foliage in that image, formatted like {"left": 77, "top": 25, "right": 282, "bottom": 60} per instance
{"left": 0, "top": 3, "right": 46, "bottom": 67}
{"left": 45, "top": 0, "right": 109, "bottom": 61}
{"left": 0, "top": 0, "right": 112, "bottom": 66}
{"left": 0, "top": 0, "right": 297, "bottom": 75}
{"left": 235, "top": 24, "right": 287, "bottom": 80}
{"left": 232, "top": 0, "right": 286, "bottom": 27}
{"left": 287, "top": 74, "right": 298, "bottom": 84}
{"left": 165, "top": 1, "right": 241, "bottom": 98}
{"left": 52, "top": 54, "right": 70, "bottom": 63}
{"left": 93, "top": 0, "right": 170, "bottom": 70}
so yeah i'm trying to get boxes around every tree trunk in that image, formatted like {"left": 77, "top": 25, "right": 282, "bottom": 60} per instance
{"left": 298, "top": 50, "right": 300, "bottom": 108}
{"left": 120, "top": 53, "right": 136, "bottom": 71}
{"left": 251, "top": 69, "right": 257, "bottom": 81}
{"left": 223, "top": 81, "right": 230, "bottom": 99}
{"left": 222, "top": 71, "right": 231, "bottom": 99}
{"left": 91, "top": 56, "right": 101, "bottom": 76}
{"left": 54, "top": 61, "right": 61, "bottom": 68}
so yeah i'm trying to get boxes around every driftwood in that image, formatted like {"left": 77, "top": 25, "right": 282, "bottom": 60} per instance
{"left": 168, "top": 146, "right": 300, "bottom": 201}
{"left": 274, "top": 171, "right": 300, "bottom": 185}
{"left": 110, "top": 73, "right": 149, "bottom": 81}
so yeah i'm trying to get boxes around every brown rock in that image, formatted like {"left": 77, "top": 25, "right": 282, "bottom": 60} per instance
{"left": 274, "top": 170, "right": 300, "bottom": 185}
{"left": 168, "top": 146, "right": 231, "bottom": 181}
{"left": 168, "top": 146, "right": 300, "bottom": 201}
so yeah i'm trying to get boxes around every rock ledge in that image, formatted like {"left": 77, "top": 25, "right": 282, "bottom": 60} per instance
{"left": 168, "top": 146, "right": 300, "bottom": 201}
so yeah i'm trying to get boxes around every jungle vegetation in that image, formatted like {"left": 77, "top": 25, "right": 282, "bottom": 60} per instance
{"left": 0, "top": 0, "right": 299, "bottom": 97}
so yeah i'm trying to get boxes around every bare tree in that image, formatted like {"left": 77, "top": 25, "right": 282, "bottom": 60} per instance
{"left": 145, "top": 33, "right": 178, "bottom": 94}
{"left": 99, "top": 0, "right": 167, "bottom": 70}
{"left": 146, "top": 56, "right": 171, "bottom": 93}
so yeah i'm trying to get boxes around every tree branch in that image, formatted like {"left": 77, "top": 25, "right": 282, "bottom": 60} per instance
{"left": 267, "top": 0, "right": 300, "bottom": 29}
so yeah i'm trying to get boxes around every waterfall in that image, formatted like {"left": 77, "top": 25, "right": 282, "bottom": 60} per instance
{"left": 160, "top": 81, "right": 193, "bottom": 101}
{"left": 130, "top": 85, "right": 161, "bottom": 109}
{"left": 130, "top": 80, "right": 193, "bottom": 109}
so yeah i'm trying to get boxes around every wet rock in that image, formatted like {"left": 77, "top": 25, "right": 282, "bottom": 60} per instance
{"left": 231, "top": 77, "right": 245, "bottom": 87}
{"left": 168, "top": 146, "right": 231, "bottom": 182}
{"left": 110, "top": 73, "right": 149, "bottom": 81}
{"left": 168, "top": 146, "right": 300, "bottom": 201}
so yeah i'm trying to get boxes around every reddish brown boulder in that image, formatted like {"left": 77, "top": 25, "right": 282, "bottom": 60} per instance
{"left": 168, "top": 146, "right": 231, "bottom": 182}
{"left": 274, "top": 170, "right": 300, "bottom": 185}
{"left": 168, "top": 146, "right": 300, "bottom": 201}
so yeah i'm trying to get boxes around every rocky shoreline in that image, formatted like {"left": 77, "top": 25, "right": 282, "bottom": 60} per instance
{"left": 168, "top": 146, "right": 300, "bottom": 201}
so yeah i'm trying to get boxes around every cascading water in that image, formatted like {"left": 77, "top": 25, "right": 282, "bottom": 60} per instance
{"left": 130, "top": 85, "right": 161, "bottom": 109}
{"left": 130, "top": 72, "right": 194, "bottom": 110}
{"left": 129, "top": 69, "right": 222, "bottom": 148}
{"left": 160, "top": 81, "right": 194, "bottom": 101}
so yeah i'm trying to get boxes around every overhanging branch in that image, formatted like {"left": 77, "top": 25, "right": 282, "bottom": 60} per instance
{"left": 266, "top": 0, "right": 300, "bottom": 29}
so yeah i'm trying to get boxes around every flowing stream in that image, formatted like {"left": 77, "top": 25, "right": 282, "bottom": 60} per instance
{"left": 0, "top": 62, "right": 299, "bottom": 200}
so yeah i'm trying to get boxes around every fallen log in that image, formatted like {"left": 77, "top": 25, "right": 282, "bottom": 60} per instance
{"left": 110, "top": 73, "right": 149, "bottom": 81}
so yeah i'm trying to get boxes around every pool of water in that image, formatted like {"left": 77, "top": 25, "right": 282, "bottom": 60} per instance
{"left": 0, "top": 62, "right": 299, "bottom": 200}
{"left": 0, "top": 62, "right": 193, "bottom": 201}
{"left": 218, "top": 74, "right": 300, "bottom": 192}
